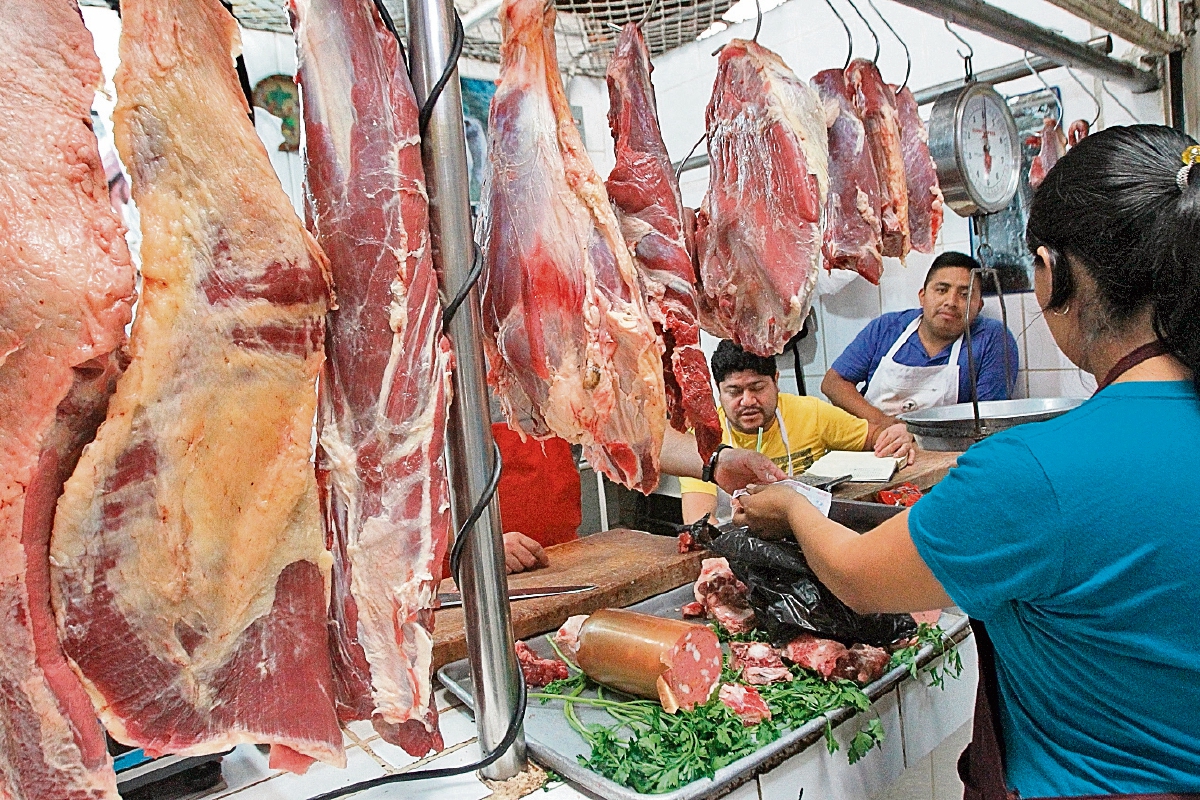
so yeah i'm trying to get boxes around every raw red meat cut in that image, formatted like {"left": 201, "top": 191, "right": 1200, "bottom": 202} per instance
{"left": 681, "top": 601, "right": 706, "bottom": 618}
{"left": 911, "top": 610, "right": 942, "bottom": 625}
{"left": 1029, "top": 117, "right": 1067, "bottom": 189}
{"left": 515, "top": 642, "right": 570, "bottom": 687}
{"left": 49, "top": 0, "right": 343, "bottom": 772}
{"left": 729, "top": 642, "right": 793, "bottom": 685}
{"left": 893, "top": 85, "right": 944, "bottom": 255}
{"left": 605, "top": 23, "right": 721, "bottom": 462}
{"left": 0, "top": 3, "right": 135, "bottom": 797}
{"left": 1067, "top": 119, "right": 1090, "bottom": 147}
{"left": 845, "top": 59, "right": 910, "bottom": 260}
{"left": 718, "top": 684, "right": 772, "bottom": 725}
{"left": 696, "top": 39, "right": 829, "bottom": 356}
{"left": 478, "top": 0, "right": 666, "bottom": 493}
{"left": 575, "top": 609, "right": 721, "bottom": 712}
{"left": 780, "top": 634, "right": 849, "bottom": 680}
{"left": 292, "top": 0, "right": 453, "bottom": 758}
{"left": 694, "top": 557, "right": 756, "bottom": 634}
{"left": 812, "top": 68, "right": 884, "bottom": 284}
{"left": 831, "top": 643, "right": 891, "bottom": 685}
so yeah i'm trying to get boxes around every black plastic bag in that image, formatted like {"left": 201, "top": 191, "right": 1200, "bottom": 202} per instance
{"left": 709, "top": 528, "right": 916, "bottom": 647}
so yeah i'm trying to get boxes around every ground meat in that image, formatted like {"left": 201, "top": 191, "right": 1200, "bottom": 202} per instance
{"left": 515, "top": 641, "right": 569, "bottom": 687}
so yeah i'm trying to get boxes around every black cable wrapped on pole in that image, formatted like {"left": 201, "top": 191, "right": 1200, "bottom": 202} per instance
{"left": 404, "top": 0, "right": 528, "bottom": 782}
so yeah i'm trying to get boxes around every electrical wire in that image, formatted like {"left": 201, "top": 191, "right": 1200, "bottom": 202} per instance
{"left": 305, "top": 6, "right": 525, "bottom": 799}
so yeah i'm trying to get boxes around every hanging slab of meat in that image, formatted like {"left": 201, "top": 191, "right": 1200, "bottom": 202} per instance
{"left": 718, "top": 684, "right": 772, "bottom": 725}
{"left": 0, "top": 3, "right": 135, "bottom": 797}
{"left": 696, "top": 39, "right": 829, "bottom": 357}
{"left": 605, "top": 23, "right": 721, "bottom": 462}
{"left": 478, "top": 0, "right": 667, "bottom": 493}
{"left": 812, "top": 68, "right": 884, "bottom": 284}
{"left": 1028, "top": 117, "right": 1067, "bottom": 190}
{"left": 292, "top": 0, "right": 453, "bottom": 758}
{"left": 845, "top": 59, "right": 910, "bottom": 261}
{"left": 575, "top": 609, "right": 721, "bottom": 712}
{"left": 893, "top": 85, "right": 944, "bottom": 255}
{"left": 49, "top": 0, "right": 344, "bottom": 772}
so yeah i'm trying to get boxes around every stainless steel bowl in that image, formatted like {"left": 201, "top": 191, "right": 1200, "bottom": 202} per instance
{"left": 900, "top": 397, "right": 1085, "bottom": 451}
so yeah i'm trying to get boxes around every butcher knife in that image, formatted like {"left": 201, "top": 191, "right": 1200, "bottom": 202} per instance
{"left": 436, "top": 584, "right": 596, "bottom": 609}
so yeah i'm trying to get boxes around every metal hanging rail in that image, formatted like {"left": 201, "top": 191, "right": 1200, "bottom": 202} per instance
{"left": 885, "top": 0, "right": 1160, "bottom": 93}
{"left": 405, "top": 0, "right": 528, "bottom": 782}
{"left": 912, "top": 35, "right": 1113, "bottom": 105}
{"left": 1037, "top": 0, "right": 1184, "bottom": 55}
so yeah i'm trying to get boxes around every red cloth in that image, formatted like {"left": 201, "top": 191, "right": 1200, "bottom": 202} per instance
{"left": 491, "top": 423, "right": 581, "bottom": 548}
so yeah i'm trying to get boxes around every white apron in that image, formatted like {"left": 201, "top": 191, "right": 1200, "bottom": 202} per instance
{"left": 714, "top": 409, "right": 793, "bottom": 525}
{"left": 863, "top": 316, "right": 963, "bottom": 416}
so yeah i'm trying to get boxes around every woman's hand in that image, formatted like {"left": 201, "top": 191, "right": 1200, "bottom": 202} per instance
{"left": 874, "top": 422, "right": 917, "bottom": 465}
{"left": 731, "top": 483, "right": 804, "bottom": 540}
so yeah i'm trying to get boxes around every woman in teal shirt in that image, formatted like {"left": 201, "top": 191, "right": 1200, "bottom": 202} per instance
{"left": 736, "top": 125, "right": 1200, "bottom": 799}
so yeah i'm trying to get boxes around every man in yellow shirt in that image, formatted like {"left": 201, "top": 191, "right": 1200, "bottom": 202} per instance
{"left": 679, "top": 340, "right": 916, "bottom": 524}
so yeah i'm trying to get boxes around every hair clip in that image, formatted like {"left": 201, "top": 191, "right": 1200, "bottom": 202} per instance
{"left": 1179, "top": 144, "right": 1200, "bottom": 192}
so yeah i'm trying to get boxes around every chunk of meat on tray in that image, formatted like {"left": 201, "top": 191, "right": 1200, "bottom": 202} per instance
{"left": 681, "top": 601, "right": 706, "bottom": 618}
{"left": 831, "top": 644, "right": 891, "bottom": 685}
{"left": 780, "top": 634, "right": 849, "bottom": 680}
{"left": 575, "top": 609, "right": 721, "bottom": 712}
{"left": 695, "top": 557, "right": 756, "bottom": 634}
{"left": 719, "top": 684, "right": 772, "bottom": 726}
{"left": 729, "top": 642, "right": 793, "bottom": 685}
{"left": 911, "top": 610, "right": 942, "bottom": 625}
{"left": 554, "top": 614, "right": 587, "bottom": 663}
{"left": 515, "top": 642, "right": 570, "bottom": 687}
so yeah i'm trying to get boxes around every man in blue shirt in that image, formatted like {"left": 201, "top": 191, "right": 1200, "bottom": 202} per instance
{"left": 821, "top": 252, "right": 1018, "bottom": 428}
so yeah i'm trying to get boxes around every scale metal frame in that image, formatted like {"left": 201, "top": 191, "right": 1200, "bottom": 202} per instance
{"left": 928, "top": 82, "right": 1022, "bottom": 217}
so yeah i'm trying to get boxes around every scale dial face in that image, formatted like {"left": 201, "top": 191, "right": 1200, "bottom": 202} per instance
{"left": 958, "top": 90, "right": 1019, "bottom": 211}
{"left": 929, "top": 84, "right": 1022, "bottom": 216}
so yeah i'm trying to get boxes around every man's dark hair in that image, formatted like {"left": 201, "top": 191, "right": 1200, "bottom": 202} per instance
{"left": 924, "top": 251, "right": 979, "bottom": 287}
{"left": 711, "top": 340, "right": 777, "bottom": 385}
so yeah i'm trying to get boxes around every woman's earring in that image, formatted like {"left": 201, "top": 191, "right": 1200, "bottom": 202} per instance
{"left": 1051, "top": 304, "right": 1070, "bottom": 316}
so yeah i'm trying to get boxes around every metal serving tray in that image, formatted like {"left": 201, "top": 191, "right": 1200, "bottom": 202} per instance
{"left": 901, "top": 397, "right": 1084, "bottom": 451}
{"left": 437, "top": 585, "right": 971, "bottom": 800}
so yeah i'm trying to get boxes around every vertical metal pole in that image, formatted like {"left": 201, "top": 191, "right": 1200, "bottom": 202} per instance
{"left": 405, "top": 0, "right": 527, "bottom": 780}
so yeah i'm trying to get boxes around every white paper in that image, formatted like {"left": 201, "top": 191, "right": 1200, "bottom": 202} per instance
{"left": 733, "top": 479, "right": 832, "bottom": 517}
{"left": 805, "top": 450, "right": 902, "bottom": 482}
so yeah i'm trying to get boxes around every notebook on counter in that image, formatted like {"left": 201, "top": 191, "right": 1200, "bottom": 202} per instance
{"left": 805, "top": 450, "right": 906, "bottom": 482}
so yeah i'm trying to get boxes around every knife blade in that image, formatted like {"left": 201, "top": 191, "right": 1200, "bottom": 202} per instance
{"left": 436, "top": 584, "right": 596, "bottom": 609}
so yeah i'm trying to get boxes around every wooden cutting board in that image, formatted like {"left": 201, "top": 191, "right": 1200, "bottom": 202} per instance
{"left": 431, "top": 528, "right": 705, "bottom": 670}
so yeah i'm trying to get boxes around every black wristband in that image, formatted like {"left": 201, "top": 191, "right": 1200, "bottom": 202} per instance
{"left": 701, "top": 444, "right": 731, "bottom": 483}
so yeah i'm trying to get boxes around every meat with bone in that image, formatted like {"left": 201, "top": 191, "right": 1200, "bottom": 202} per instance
{"left": 478, "top": 0, "right": 667, "bottom": 493}
{"left": 780, "top": 634, "right": 848, "bottom": 680}
{"left": 729, "top": 642, "right": 793, "bottom": 685}
{"left": 605, "top": 23, "right": 722, "bottom": 462}
{"left": 0, "top": 2, "right": 136, "bottom": 796}
{"left": 893, "top": 85, "right": 944, "bottom": 255}
{"left": 812, "top": 68, "right": 884, "bottom": 284}
{"left": 694, "top": 557, "right": 756, "bottom": 634}
{"left": 515, "top": 642, "right": 570, "bottom": 687}
{"left": 49, "top": 0, "right": 344, "bottom": 772}
{"left": 845, "top": 59, "right": 910, "bottom": 260}
{"left": 575, "top": 609, "right": 721, "bottom": 712}
{"left": 292, "top": 0, "right": 452, "bottom": 757}
{"left": 1028, "top": 117, "right": 1067, "bottom": 190}
{"left": 718, "top": 684, "right": 772, "bottom": 726}
{"left": 831, "top": 643, "right": 891, "bottom": 685}
{"left": 696, "top": 39, "right": 829, "bottom": 356}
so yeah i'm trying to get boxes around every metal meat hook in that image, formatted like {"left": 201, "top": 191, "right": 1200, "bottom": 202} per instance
{"left": 866, "top": 0, "right": 910, "bottom": 90}
{"left": 1023, "top": 50, "right": 1064, "bottom": 124}
{"left": 637, "top": 0, "right": 659, "bottom": 29}
{"left": 823, "top": 0, "right": 854, "bottom": 69}
{"left": 844, "top": 0, "right": 881, "bottom": 65}
{"left": 944, "top": 20, "right": 974, "bottom": 82}
{"left": 1066, "top": 67, "right": 1102, "bottom": 128}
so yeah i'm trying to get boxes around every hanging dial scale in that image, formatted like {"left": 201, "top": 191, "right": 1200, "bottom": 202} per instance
{"left": 928, "top": 82, "right": 1021, "bottom": 216}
